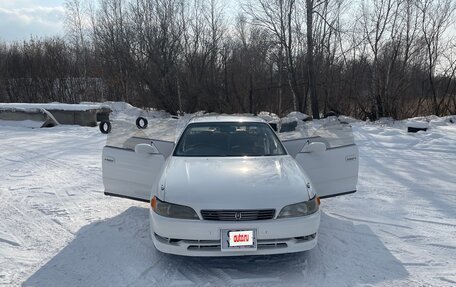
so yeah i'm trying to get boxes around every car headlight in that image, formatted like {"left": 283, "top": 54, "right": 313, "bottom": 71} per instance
{"left": 277, "top": 197, "right": 319, "bottom": 218}
{"left": 151, "top": 196, "right": 199, "bottom": 220}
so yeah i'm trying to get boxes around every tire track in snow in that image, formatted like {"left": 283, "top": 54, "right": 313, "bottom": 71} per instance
{"left": 0, "top": 128, "right": 115, "bottom": 286}
{"left": 4, "top": 136, "right": 104, "bottom": 232}
{"left": 139, "top": 256, "right": 186, "bottom": 287}
{"left": 329, "top": 212, "right": 412, "bottom": 229}
{"left": 0, "top": 132, "right": 104, "bottom": 281}
{"left": 427, "top": 243, "right": 456, "bottom": 250}
{"left": 438, "top": 276, "right": 456, "bottom": 284}
{"left": 404, "top": 217, "right": 456, "bottom": 228}
{"left": 2, "top": 141, "right": 99, "bottom": 182}
{"left": 0, "top": 237, "right": 20, "bottom": 247}
{"left": 171, "top": 255, "right": 301, "bottom": 287}
{"left": 4, "top": 145, "right": 76, "bottom": 236}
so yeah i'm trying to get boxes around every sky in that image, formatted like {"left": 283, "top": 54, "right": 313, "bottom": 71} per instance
{"left": 0, "top": 0, "right": 240, "bottom": 42}
{"left": 0, "top": 0, "right": 65, "bottom": 42}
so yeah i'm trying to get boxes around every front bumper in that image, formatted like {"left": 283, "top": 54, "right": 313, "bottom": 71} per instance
{"left": 150, "top": 209, "right": 320, "bottom": 257}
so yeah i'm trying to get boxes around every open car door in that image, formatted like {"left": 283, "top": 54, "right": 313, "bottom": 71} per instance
{"left": 102, "top": 119, "right": 176, "bottom": 202}
{"left": 281, "top": 119, "right": 359, "bottom": 198}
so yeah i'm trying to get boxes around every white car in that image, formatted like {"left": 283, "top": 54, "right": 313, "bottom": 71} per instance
{"left": 102, "top": 115, "right": 358, "bottom": 256}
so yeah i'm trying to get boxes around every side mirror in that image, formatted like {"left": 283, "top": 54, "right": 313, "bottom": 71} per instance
{"left": 135, "top": 143, "right": 159, "bottom": 155}
{"left": 302, "top": 142, "right": 327, "bottom": 153}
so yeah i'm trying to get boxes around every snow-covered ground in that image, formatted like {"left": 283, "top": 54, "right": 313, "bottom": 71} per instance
{"left": 0, "top": 111, "right": 455, "bottom": 286}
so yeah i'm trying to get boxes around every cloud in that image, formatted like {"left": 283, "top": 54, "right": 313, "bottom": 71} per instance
{"left": 0, "top": 5, "right": 65, "bottom": 42}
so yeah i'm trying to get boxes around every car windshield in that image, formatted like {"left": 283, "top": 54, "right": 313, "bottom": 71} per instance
{"left": 173, "top": 122, "right": 287, "bottom": 157}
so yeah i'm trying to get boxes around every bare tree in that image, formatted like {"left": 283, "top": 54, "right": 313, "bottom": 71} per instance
{"left": 1, "top": 0, "right": 456, "bottom": 120}
{"left": 417, "top": 0, "right": 456, "bottom": 115}
{"left": 244, "top": 0, "right": 303, "bottom": 112}
{"left": 305, "top": 0, "right": 320, "bottom": 118}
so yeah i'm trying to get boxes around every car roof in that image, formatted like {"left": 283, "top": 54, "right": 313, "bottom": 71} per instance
{"left": 187, "top": 114, "right": 267, "bottom": 124}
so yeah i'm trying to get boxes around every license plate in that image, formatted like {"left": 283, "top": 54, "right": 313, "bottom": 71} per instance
{"left": 221, "top": 229, "right": 257, "bottom": 252}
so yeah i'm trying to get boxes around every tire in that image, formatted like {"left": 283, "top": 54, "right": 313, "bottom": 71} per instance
{"left": 136, "top": 117, "right": 148, "bottom": 129}
{"left": 99, "top": 121, "right": 112, "bottom": 134}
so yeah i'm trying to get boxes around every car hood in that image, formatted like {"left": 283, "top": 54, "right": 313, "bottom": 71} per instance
{"left": 161, "top": 155, "right": 311, "bottom": 211}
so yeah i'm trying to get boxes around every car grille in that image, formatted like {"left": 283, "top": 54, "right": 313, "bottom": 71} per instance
{"left": 200, "top": 209, "right": 275, "bottom": 221}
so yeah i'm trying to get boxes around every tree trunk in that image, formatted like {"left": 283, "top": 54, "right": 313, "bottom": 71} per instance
{"left": 306, "top": 0, "right": 319, "bottom": 119}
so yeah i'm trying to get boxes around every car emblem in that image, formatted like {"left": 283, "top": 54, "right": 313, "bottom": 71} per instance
{"left": 235, "top": 212, "right": 242, "bottom": 221}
